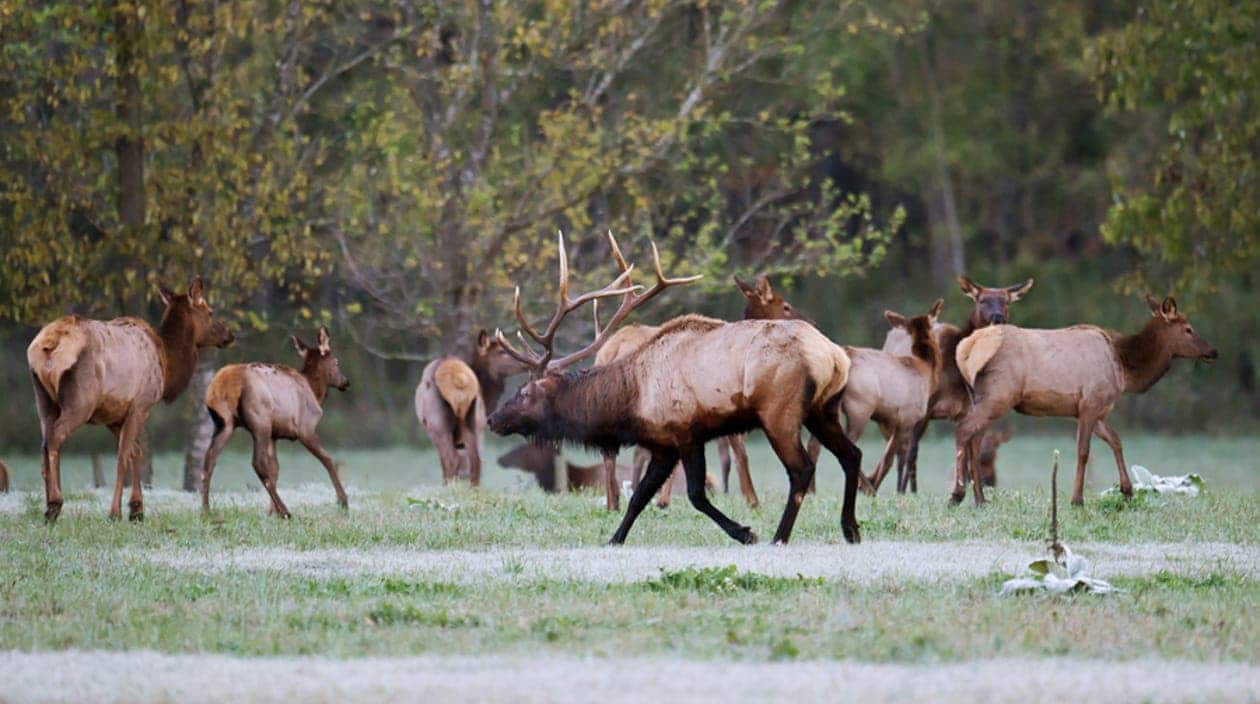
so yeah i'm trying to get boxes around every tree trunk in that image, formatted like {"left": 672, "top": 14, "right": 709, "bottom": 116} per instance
{"left": 114, "top": 0, "right": 145, "bottom": 233}
{"left": 919, "top": 32, "right": 965, "bottom": 285}
{"left": 182, "top": 353, "right": 218, "bottom": 491}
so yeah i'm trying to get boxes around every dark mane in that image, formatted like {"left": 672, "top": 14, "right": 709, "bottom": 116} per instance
{"left": 532, "top": 365, "right": 642, "bottom": 452}
{"left": 1111, "top": 318, "right": 1173, "bottom": 393}
{"left": 908, "top": 317, "right": 942, "bottom": 371}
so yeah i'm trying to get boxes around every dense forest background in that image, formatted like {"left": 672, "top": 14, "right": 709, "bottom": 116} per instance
{"left": 1, "top": 0, "right": 1256, "bottom": 460}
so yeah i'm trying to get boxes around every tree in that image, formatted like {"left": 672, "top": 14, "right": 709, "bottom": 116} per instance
{"left": 1091, "top": 0, "right": 1260, "bottom": 295}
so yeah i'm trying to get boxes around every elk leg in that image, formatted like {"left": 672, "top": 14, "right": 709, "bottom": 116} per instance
{"left": 35, "top": 374, "right": 88, "bottom": 523}
{"left": 251, "top": 434, "right": 290, "bottom": 519}
{"left": 601, "top": 450, "right": 620, "bottom": 511}
{"left": 866, "top": 432, "right": 900, "bottom": 495}
{"left": 951, "top": 411, "right": 991, "bottom": 506}
{"left": 905, "top": 417, "right": 928, "bottom": 494}
{"left": 804, "top": 407, "right": 862, "bottom": 544}
{"left": 609, "top": 449, "right": 679, "bottom": 545}
{"left": 681, "top": 445, "right": 756, "bottom": 544}
{"left": 656, "top": 464, "right": 682, "bottom": 508}
{"left": 1071, "top": 416, "right": 1097, "bottom": 506}
{"left": 111, "top": 410, "right": 147, "bottom": 522}
{"left": 763, "top": 423, "right": 814, "bottom": 545}
{"left": 300, "top": 435, "right": 348, "bottom": 510}
{"left": 727, "top": 433, "right": 758, "bottom": 508}
{"left": 435, "top": 437, "right": 461, "bottom": 485}
{"left": 1093, "top": 419, "right": 1133, "bottom": 499}
{"left": 631, "top": 447, "right": 650, "bottom": 490}
{"left": 895, "top": 437, "right": 911, "bottom": 494}
{"left": 967, "top": 435, "right": 986, "bottom": 506}
{"left": 201, "top": 416, "right": 235, "bottom": 512}
{"left": 717, "top": 437, "right": 732, "bottom": 493}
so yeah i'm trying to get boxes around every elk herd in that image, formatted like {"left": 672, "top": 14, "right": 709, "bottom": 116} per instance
{"left": 20, "top": 234, "right": 1217, "bottom": 547}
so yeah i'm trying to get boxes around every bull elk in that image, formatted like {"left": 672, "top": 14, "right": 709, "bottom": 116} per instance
{"left": 27, "top": 277, "right": 234, "bottom": 522}
{"left": 881, "top": 275, "right": 1033, "bottom": 492}
{"left": 841, "top": 300, "right": 945, "bottom": 494}
{"left": 487, "top": 233, "right": 862, "bottom": 545}
{"left": 201, "top": 326, "right": 349, "bottom": 517}
{"left": 416, "top": 331, "right": 532, "bottom": 486}
{"left": 952, "top": 295, "right": 1217, "bottom": 506}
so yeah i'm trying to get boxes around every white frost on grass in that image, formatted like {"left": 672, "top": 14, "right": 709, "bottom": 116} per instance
{"left": 0, "top": 484, "right": 366, "bottom": 516}
{"left": 2, "top": 650, "right": 1257, "bottom": 704}
{"left": 133, "top": 540, "right": 1260, "bottom": 585}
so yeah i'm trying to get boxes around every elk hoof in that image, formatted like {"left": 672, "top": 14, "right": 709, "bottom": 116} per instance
{"left": 338, "top": 499, "right": 349, "bottom": 511}
{"left": 43, "top": 503, "right": 62, "bottom": 524}
{"left": 1070, "top": 497, "right": 1085, "bottom": 507}
{"left": 1120, "top": 486, "right": 1134, "bottom": 500}
{"left": 842, "top": 521, "right": 861, "bottom": 545}
{"left": 735, "top": 527, "right": 758, "bottom": 545}
{"left": 948, "top": 492, "right": 965, "bottom": 506}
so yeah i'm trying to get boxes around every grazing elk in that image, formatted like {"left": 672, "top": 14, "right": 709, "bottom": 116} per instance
{"left": 28, "top": 277, "right": 234, "bottom": 522}
{"left": 416, "top": 331, "right": 532, "bottom": 486}
{"left": 488, "top": 233, "right": 862, "bottom": 545}
{"left": 952, "top": 295, "right": 1217, "bottom": 506}
{"left": 201, "top": 326, "right": 349, "bottom": 517}
{"left": 882, "top": 275, "right": 1034, "bottom": 492}
{"left": 841, "top": 300, "right": 945, "bottom": 494}
{"left": 498, "top": 442, "right": 638, "bottom": 494}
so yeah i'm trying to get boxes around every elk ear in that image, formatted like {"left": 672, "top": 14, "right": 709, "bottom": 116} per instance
{"left": 958, "top": 275, "right": 981, "bottom": 300}
{"left": 317, "top": 325, "right": 331, "bottom": 355}
{"left": 187, "top": 276, "right": 206, "bottom": 305}
{"left": 476, "top": 329, "right": 491, "bottom": 351}
{"left": 755, "top": 275, "right": 773, "bottom": 304}
{"left": 1145, "top": 294, "right": 1163, "bottom": 316}
{"left": 156, "top": 281, "right": 175, "bottom": 307}
{"left": 1160, "top": 296, "right": 1179, "bottom": 321}
{"left": 733, "top": 274, "right": 756, "bottom": 299}
{"left": 927, "top": 298, "right": 944, "bottom": 322}
{"left": 884, "top": 310, "right": 908, "bottom": 329}
{"left": 1006, "top": 278, "right": 1034, "bottom": 302}
{"left": 292, "top": 335, "right": 310, "bottom": 356}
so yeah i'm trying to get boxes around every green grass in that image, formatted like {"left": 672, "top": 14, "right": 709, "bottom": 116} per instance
{"left": 0, "top": 433, "right": 1256, "bottom": 665}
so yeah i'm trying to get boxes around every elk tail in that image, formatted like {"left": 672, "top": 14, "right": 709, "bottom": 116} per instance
{"left": 204, "top": 366, "right": 245, "bottom": 434}
{"left": 26, "top": 316, "right": 88, "bottom": 401}
{"left": 434, "top": 359, "right": 479, "bottom": 430}
{"left": 956, "top": 326, "right": 1005, "bottom": 388}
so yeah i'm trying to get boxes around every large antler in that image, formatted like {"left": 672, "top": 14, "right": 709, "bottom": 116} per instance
{"left": 495, "top": 231, "right": 701, "bottom": 375}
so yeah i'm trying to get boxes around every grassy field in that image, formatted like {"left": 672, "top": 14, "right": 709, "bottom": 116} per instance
{"left": 1, "top": 433, "right": 1257, "bottom": 702}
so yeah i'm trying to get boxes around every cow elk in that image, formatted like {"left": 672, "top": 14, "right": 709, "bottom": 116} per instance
{"left": 201, "top": 326, "right": 349, "bottom": 517}
{"left": 952, "top": 295, "right": 1217, "bottom": 506}
{"left": 882, "top": 275, "right": 1033, "bottom": 492}
{"left": 487, "top": 233, "right": 862, "bottom": 545}
{"left": 416, "top": 331, "right": 532, "bottom": 486}
{"left": 841, "top": 300, "right": 945, "bottom": 494}
{"left": 28, "top": 277, "right": 234, "bottom": 522}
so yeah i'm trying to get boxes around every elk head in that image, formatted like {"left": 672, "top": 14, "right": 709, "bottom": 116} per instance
{"left": 1144, "top": 295, "right": 1218, "bottom": 361}
{"left": 958, "top": 275, "right": 1034, "bottom": 327}
{"left": 733, "top": 274, "right": 814, "bottom": 324}
{"left": 471, "top": 329, "right": 533, "bottom": 379}
{"left": 884, "top": 298, "right": 945, "bottom": 371}
{"left": 157, "top": 276, "right": 235, "bottom": 348}
{"left": 487, "top": 231, "right": 700, "bottom": 439}
{"left": 294, "top": 326, "right": 350, "bottom": 392}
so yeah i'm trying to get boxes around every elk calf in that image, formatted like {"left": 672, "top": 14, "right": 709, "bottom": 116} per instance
{"left": 952, "top": 295, "right": 1217, "bottom": 506}
{"left": 498, "top": 443, "right": 637, "bottom": 494}
{"left": 417, "top": 331, "right": 532, "bottom": 486}
{"left": 488, "top": 233, "right": 862, "bottom": 545}
{"left": 28, "top": 277, "right": 234, "bottom": 522}
{"left": 841, "top": 300, "right": 945, "bottom": 494}
{"left": 201, "top": 327, "right": 349, "bottom": 517}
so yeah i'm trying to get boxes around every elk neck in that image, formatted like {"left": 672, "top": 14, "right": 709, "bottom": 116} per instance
{"left": 1113, "top": 318, "right": 1174, "bottom": 393}
{"left": 469, "top": 362, "right": 507, "bottom": 410}
{"left": 540, "top": 365, "right": 640, "bottom": 451}
{"left": 300, "top": 357, "right": 330, "bottom": 405}
{"left": 910, "top": 322, "right": 943, "bottom": 386}
{"left": 157, "top": 309, "right": 200, "bottom": 403}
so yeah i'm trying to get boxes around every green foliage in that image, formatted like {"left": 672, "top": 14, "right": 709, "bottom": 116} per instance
{"left": 644, "top": 565, "right": 823, "bottom": 594}
{"left": 1092, "top": 0, "right": 1260, "bottom": 295}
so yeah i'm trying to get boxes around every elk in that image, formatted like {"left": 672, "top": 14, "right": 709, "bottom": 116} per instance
{"left": 497, "top": 442, "right": 637, "bottom": 494}
{"left": 487, "top": 233, "right": 862, "bottom": 545}
{"left": 28, "top": 277, "right": 234, "bottom": 523}
{"left": 415, "top": 331, "right": 532, "bottom": 486}
{"left": 0, "top": 458, "right": 9, "bottom": 493}
{"left": 975, "top": 426, "right": 1012, "bottom": 488}
{"left": 952, "top": 295, "right": 1217, "bottom": 506}
{"left": 201, "top": 326, "right": 349, "bottom": 517}
{"left": 840, "top": 300, "right": 945, "bottom": 494}
{"left": 881, "top": 275, "right": 1033, "bottom": 492}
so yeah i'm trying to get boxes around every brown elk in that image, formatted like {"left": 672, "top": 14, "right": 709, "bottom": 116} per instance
{"left": 201, "top": 326, "right": 349, "bottom": 517}
{"left": 498, "top": 442, "right": 641, "bottom": 494}
{"left": 487, "top": 233, "right": 862, "bottom": 545}
{"left": 27, "top": 277, "right": 234, "bottom": 522}
{"left": 841, "top": 300, "right": 945, "bottom": 494}
{"left": 0, "top": 458, "right": 9, "bottom": 493}
{"left": 416, "top": 331, "right": 532, "bottom": 486}
{"left": 952, "top": 295, "right": 1217, "bottom": 506}
{"left": 881, "top": 275, "right": 1033, "bottom": 492}
{"left": 975, "top": 426, "right": 1012, "bottom": 488}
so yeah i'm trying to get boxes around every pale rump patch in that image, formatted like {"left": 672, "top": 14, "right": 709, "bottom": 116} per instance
{"left": 1, "top": 651, "right": 1255, "bottom": 704}
{"left": 956, "top": 325, "right": 1005, "bottom": 387}
{"left": 26, "top": 316, "right": 88, "bottom": 397}
{"left": 433, "top": 358, "right": 478, "bottom": 421}
{"left": 133, "top": 540, "right": 1260, "bottom": 584}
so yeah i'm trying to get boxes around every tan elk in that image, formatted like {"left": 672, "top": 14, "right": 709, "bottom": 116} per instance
{"left": 840, "top": 300, "right": 945, "bottom": 494}
{"left": 882, "top": 275, "right": 1033, "bottom": 492}
{"left": 952, "top": 295, "right": 1217, "bottom": 506}
{"left": 201, "top": 326, "right": 349, "bottom": 517}
{"left": 416, "top": 331, "right": 532, "bottom": 486}
{"left": 28, "top": 277, "right": 234, "bottom": 522}
{"left": 487, "top": 233, "right": 862, "bottom": 545}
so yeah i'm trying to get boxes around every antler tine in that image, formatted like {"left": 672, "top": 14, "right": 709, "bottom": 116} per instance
{"left": 607, "top": 230, "right": 630, "bottom": 273}
{"left": 494, "top": 328, "right": 543, "bottom": 367}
